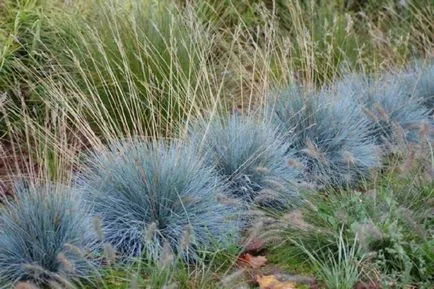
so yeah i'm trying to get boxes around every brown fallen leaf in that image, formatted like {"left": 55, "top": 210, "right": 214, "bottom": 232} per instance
{"left": 256, "top": 275, "right": 296, "bottom": 289}
{"left": 237, "top": 253, "right": 267, "bottom": 269}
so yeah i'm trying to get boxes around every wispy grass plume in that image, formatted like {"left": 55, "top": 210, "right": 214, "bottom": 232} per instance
{"left": 45, "top": 0, "right": 212, "bottom": 138}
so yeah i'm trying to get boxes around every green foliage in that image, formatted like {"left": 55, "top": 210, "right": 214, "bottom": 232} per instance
{"left": 86, "top": 247, "right": 242, "bottom": 289}
{"left": 271, "top": 169, "right": 434, "bottom": 286}
{"left": 295, "top": 229, "right": 364, "bottom": 289}
{"left": 51, "top": 0, "right": 209, "bottom": 137}
{"left": 0, "top": 0, "right": 66, "bottom": 135}
{"left": 195, "top": 0, "right": 433, "bottom": 85}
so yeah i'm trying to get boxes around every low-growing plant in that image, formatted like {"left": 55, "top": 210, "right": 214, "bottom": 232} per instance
{"left": 0, "top": 182, "right": 100, "bottom": 288}
{"left": 76, "top": 139, "right": 241, "bottom": 262}
{"left": 85, "top": 245, "right": 244, "bottom": 289}
{"left": 401, "top": 62, "right": 434, "bottom": 115}
{"left": 293, "top": 228, "right": 365, "bottom": 289}
{"left": 334, "top": 71, "right": 431, "bottom": 144}
{"left": 189, "top": 115, "right": 302, "bottom": 210}
{"left": 269, "top": 85, "right": 380, "bottom": 187}
{"left": 267, "top": 168, "right": 434, "bottom": 287}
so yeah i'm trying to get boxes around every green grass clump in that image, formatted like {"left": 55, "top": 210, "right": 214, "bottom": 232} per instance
{"left": 0, "top": 0, "right": 56, "bottom": 135}
{"left": 85, "top": 246, "right": 244, "bottom": 289}
{"left": 297, "top": 229, "right": 365, "bottom": 289}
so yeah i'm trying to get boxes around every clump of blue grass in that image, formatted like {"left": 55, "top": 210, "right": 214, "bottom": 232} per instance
{"left": 189, "top": 115, "right": 302, "bottom": 210}
{"left": 334, "top": 71, "right": 431, "bottom": 144}
{"left": 0, "top": 182, "right": 100, "bottom": 288}
{"left": 401, "top": 62, "right": 434, "bottom": 115}
{"left": 269, "top": 85, "right": 380, "bottom": 187}
{"left": 76, "top": 140, "right": 240, "bottom": 262}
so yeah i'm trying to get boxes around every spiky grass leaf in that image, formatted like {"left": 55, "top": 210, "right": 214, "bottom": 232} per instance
{"left": 270, "top": 85, "right": 380, "bottom": 187}
{"left": 76, "top": 140, "right": 240, "bottom": 262}
{"left": 189, "top": 115, "right": 302, "bottom": 210}
{"left": 0, "top": 183, "right": 99, "bottom": 288}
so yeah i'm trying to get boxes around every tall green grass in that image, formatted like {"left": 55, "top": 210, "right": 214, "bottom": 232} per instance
{"left": 0, "top": 0, "right": 72, "bottom": 136}
{"left": 51, "top": 0, "right": 215, "bottom": 138}
{"left": 3, "top": 0, "right": 433, "bottom": 139}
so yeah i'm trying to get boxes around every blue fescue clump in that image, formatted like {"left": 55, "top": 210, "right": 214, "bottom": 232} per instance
{"left": 76, "top": 140, "right": 240, "bottom": 262}
{"left": 0, "top": 183, "right": 99, "bottom": 288}
{"left": 402, "top": 62, "right": 434, "bottom": 114}
{"left": 335, "top": 71, "right": 431, "bottom": 144}
{"left": 189, "top": 115, "right": 302, "bottom": 210}
{"left": 270, "top": 85, "right": 380, "bottom": 187}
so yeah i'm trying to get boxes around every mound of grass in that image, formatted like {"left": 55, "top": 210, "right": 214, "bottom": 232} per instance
{"left": 76, "top": 139, "right": 241, "bottom": 262}
{"left": 401, "top": 62, "right": 434, "bottom": 115}
{"left": 189, "top": 115, "right": 302, "bottom": 209}
{"left": 334, "top": 71, "right": 431, "bottom": 144}
{"left": 269, "top": 85, "right": 380, "bottom": 187}
{"left": 0, "top": 182, "right": 100, "bottom": 288}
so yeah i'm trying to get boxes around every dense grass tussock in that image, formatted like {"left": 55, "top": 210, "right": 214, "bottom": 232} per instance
{"left": 189, "top": 115, "right": 302, "bottom": 209}
{"left": 334, "top": 70, "right": 431, "bottom": 144}
{"left": 401, "top": 63, "right": 434, "bottom": 115}
{"left": 269, "top": 86, "right": 380, "bottom": 187}
{"left": 0, "top": 183, "right": 99, "bottom": 288}
{"left": 76, "top": 140, "right": 240, "bottom": 262}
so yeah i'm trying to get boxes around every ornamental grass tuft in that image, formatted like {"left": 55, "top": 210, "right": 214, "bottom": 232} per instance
{"left": 0, "top": 183, "right": 99, "bottom": 288}
{"left": 270, "top": 85, "right": 380, "bottom": 187}
{"left": 76, "top": 140, "right": 240, "bottom": 262}
{"left": 189, "top": 115, "right": 302, "bottom": 210}
{"left": 334, "top": 71, "right": 431, "bottom": 144}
